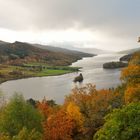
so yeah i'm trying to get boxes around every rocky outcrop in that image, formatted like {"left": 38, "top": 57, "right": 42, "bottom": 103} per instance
{"left": 120, "top": 54, "right": 132, "bottom": 62}
{"left": 73, "top": 73, "right": 83, "bottom": 82}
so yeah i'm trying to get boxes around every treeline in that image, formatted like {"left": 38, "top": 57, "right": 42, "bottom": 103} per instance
{"left": 0, "top": 52, "right": 140, "bottom": 140}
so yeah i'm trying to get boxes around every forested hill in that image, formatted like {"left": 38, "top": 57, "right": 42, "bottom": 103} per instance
{"left": 119, "top": 47, "right": 140, "bottom": 62}
{"left": 120, "top": 50, "right": 140, "bottom": 62}
{"left": 34, "top": 44, "right": 96, "bottom": 57}
{"left": 118, "top": 47, "right": 140, "bottom": 54}
{"left": 0, "top": 41, "right": 94, "bottom": 66}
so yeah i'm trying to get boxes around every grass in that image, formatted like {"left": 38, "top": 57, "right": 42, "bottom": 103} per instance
{"left": 36, "top": 69, "right": 73, "bottom": 76}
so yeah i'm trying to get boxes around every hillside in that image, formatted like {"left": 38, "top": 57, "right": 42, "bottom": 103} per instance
{"left": 119, "top": 54, "right": 132, "bottom": 62}
{"left": 118, "top": 47, "right": 140, "bottom": 62}
{"left": 76, "top": 47, "right": 113, "bottom": 54}
{"left": 33, "top": 44, "right": 96, "bottom": 57}
{"left": 34, "top": 43, "right": 108, "bottom": 55}
{"left": 0, "top": 40, "right": 8, "bottom": 45}
{"left": 119, "top": 50, "right": 140, "bottom": 62}
{"left": 0, "top": 41, "right": 94, "bottom": 66}
{"left": 118, "top": 47, "right": 140, "bottom": 54}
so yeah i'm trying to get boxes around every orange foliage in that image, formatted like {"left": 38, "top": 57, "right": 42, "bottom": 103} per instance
{"left": 121, "top": 65, "right": 140, "bottom": 84}
{"left": 121, "top": 52, "right": 140, "bottom": 85}
{"left": 124, "top": 84, "right": 140, "bottom": 104}
{"left": 38, "top": 98, "right": 80, "bottom": 140}
{"left": 41, "top": 102, "right": 85, "bottom": 140}
{"left": 37, "top": 98, "right": 50, "bottom": 119}
{"left": 66, "top": 84, "right": 116, "bottom": 115}
{"left": 129, "top": 52, "right": 140, "bottom": 65}
{"left": 43, "top": 110, "right": 74, "bottom": 140}
{"left": 121, "top": 52, "right": 140, "bottom": 104}
{"left": 65, "top": 84, "right": 97, "bottom": 106}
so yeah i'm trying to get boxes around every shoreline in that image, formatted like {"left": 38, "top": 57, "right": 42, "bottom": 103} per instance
{"left": 0, "top": 68, "right": 80, "bottom": 85}
{"left": 0, "top": 55, "right": 94, "bottom": 85}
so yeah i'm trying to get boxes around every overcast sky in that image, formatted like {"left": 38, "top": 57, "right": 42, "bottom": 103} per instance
{"left": 0, "top": 0, "right": 140, "bottom": 51}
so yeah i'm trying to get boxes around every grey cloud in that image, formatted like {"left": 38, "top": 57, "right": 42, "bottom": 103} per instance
{"left": 0, "top": 0, "right": 140, "bottom": 39}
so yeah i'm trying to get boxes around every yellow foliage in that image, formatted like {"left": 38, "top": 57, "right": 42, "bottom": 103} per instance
{"left": 66, "top": 102, "right": 84, "bottom": 132}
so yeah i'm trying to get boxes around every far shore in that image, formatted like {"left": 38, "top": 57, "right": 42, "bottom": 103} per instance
{"left": 0, "top": 69, "right": 80, "bottom": 85}
{"left": 0, "top": 63, "right": 82, "bottom": 84}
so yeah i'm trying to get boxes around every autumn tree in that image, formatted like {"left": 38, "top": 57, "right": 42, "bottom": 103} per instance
{"left": 121, "top": 52, "right": 140, "bottom": 85}
{"left": 43, "top": 109, "right": 74, "bottom": 140}
{"left": 121, "top": 52, "right": 140, "bottom": 104}
{"left": 37, "top": 98, "right": 50, "bottom": 119}
{"left": 121, "top": 64, "right": 140, "bottom": 84}
{"left": 65, "top": 84, "right": 121, "bottom": 139}
{"left": 0, "top": 94, "right": 43, "bottom": 138}
{"left": 94, "top": 103, "right": 140, "bottom": 140}
{"left": 124, "top": 84, "right": 140, "bottom": 104}
{"left": 66, "top": 102, "right": 84, "bottom": 139}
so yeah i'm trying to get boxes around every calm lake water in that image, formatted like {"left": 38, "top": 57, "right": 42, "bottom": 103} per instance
{"left": 0, "top": 54, "right": 124, "bottom": 104}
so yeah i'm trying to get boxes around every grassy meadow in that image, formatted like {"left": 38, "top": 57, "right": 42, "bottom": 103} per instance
{"left": 0, "top": 63, "right": 79, "bottom": 84}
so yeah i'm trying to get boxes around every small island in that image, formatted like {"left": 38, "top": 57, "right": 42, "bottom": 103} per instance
{"left": 103, "top": 61, "right": 128, "bottom": 69}
{"left": 73, "top": 73, "right": 83, "bottom": 82}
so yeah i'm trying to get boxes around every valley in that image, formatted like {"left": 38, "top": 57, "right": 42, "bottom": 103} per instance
{"left": 0, "top": 40, "right": 93, "bottom": 83}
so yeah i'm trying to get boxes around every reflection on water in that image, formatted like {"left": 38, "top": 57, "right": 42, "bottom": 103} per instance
{"left": 0, "top": 54, "right": 124, "bottom": 104}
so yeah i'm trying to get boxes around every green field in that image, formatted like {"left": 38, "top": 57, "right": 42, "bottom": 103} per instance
{"left": 0, "top": 64, "right": 80, "bottom": 84}
{"left": 36, "top": 69, "right": 74, "bottom": 76}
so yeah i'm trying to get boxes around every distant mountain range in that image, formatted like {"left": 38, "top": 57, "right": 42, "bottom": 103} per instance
{"left": 119, "top": 47, "right": 140, "bottom": 62}
{"left": 0, "top": 40, "right": 9, "bottom": 45}
{"left": 34, "top": 42, "right": 111, "bottom": 54}
{"left": 74, "top": 47, "right": 113, "bottom": 54}
{"left": 0, "top": 40, "right": 94, "bottom": 66}
{"left": 118, "top": 47, "right": 140, "bottom": 54}
{"left": 33, "top": 44, "right": 96, "bottom": 57}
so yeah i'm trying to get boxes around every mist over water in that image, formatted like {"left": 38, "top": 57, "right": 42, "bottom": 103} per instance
{"left": 0, "top": 54, "right": 124, "bottom": 104}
